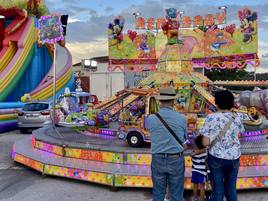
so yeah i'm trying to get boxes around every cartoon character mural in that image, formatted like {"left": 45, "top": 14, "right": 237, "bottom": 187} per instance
{"left": 108, "top": 16, "right": 125, "bottom": 48}
{"left": 194, "top": 27, "right": 235, "bottom": 57}
{"left": 161, "top": 8, "right": 180, "bottom": 45}
{"left": 126, "top": 31, "right": 155, "bottom": 58}
{"left": 139, "top": 34, "right": 150, "bottom": 53}
{"left": 224, "top": 24, "right": 236, "bottom": 37}
{"left": 109, "top": 7, "right": 258, "bottom": 61}
{"left": 127, "top": 30, "right": 137, "bottom": 42}
{"left": 238, "top": 8, "right": 257, "bottom": 43}
{"left": 136, "top": 33, "right": 152, "bottom": 58}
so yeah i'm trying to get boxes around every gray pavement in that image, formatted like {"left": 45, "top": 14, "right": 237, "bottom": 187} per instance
{"left": 0, "top": 131, "right": 268, "bottom": 201}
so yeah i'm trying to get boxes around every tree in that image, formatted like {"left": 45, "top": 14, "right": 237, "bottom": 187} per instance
{"left": 205, "top": 68, "right": 248, "bottom": 81}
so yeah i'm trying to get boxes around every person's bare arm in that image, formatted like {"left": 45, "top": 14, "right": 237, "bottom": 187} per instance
{"left": 193, "top": 148, "right": 207, "bottom": 155}
{"left": 202, "top": 136, "right": 210, "bottom": 147}
{"left": 183, "top": 140, "right": 189, "bottom": 150}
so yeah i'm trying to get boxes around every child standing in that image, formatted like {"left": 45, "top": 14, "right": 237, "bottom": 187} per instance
{"left": 191, "top": 135, "right": 207, "bottom": 201}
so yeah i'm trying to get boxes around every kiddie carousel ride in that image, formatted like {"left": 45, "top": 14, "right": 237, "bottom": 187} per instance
{"left": 54, "top": 77, "right": 99, "bottom": 128}
{"left": 12, "top": 7, "right": 268, "bottom": 190}
{"left": 109, "top": 8, "right": 265, "bottom": 147}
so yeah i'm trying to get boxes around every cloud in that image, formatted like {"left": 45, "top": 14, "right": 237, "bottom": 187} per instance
{"left": 104, "top": 6, "right": 114, "bottom": 13}
{"left": 66, "top": 40, "right": 108, "bottom": 63}
{"left": 68, "top": 16, "right": 81, "bottom": 23}
{"left": 66, "top": 15, "right": 113, "bottom": 43}
{"left": 48, "top": 5, "right": 94, "bottom": 17}
{"left": 160, "top": 0, "right": 194, "bottom": 6}
{"left": 45, "top": 0, "right": 60, "bottom": 5}
{"left": 88, "top": 9, "right": 97, "bottom": 16}
{"left": 61, "top": 0, "right": 79, "bottom": 3}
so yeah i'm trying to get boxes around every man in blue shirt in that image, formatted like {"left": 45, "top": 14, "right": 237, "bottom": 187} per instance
{"left": 147, "top": 86, "right": 187, "bottom": 201}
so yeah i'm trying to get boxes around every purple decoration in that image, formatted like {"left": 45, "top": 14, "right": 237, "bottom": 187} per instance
{"left": 240, "top": 129, "right": 267, "bottom": 137}
{"left": 100, "top": 129, "right": 115, "bottom": 136}
{"left": 0, "top": 121, "right": 17, "bottom": 133}
{"left": 38, "top": 15, "right": 64, "bottom": 44}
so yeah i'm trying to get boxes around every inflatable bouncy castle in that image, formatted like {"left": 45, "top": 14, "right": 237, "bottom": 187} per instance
{"left": 0, "top": 0, "right": 74, "bottom": 132}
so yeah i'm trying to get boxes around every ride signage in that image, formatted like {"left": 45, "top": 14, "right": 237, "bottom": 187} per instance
{"left": 135, "top": 12, "right": 226, "bottom": 30}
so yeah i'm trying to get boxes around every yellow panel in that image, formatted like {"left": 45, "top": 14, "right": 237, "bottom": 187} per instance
{"left": 44, "top": 165, "right": 113, "bottom": 185}
{"left": 0, "top": 113, "right": 17, "bottom": 120}
{"left": 14, "top": 154, "right": 43, "bottom": 172}
{"left": 0, "top": 42, "right": 17, "bottom": 73}
{"left": 127, "top": 154, "right": 151, "bottom": 165}
{"left": 237, "top": 177, "right": 268, "bottom": 189}
{"left": 35, "top": 141, "right": 63, "bottom": 156}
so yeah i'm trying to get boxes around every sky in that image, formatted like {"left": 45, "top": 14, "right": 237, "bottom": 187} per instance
{"left": 45, "top": 0, "right": 268, "bottom": 73}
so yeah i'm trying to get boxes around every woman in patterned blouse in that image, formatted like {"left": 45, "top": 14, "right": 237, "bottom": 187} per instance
{"left": 200, "top": 90, "right": 245, "bottom": 201}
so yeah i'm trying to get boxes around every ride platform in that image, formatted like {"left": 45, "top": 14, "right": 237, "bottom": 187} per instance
{"left": 12, "top": 126, "right": 268, "bottom": 189}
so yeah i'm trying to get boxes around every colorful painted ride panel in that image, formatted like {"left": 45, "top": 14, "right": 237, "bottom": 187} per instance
{"left": 33, "top": 139, "right": 268, "bottom": 168}
{"left": 64, "top": 147, "right": 124, "bottom": 164}
{"left": 14, "top": 152, "right": 268, "bottom": 189}
{"left": 109, "top": 8, "right": 258, "bottom": 64}
{"left": 44, "top": 165, "right": 114, "bottom": 185}
{"left": 35, "top": 140, "right": 64, "bottom": 156}
{"left": 14, "top": 153, "right": 44, "bottom": 172}
{"left": 13, "top": 152, "right": 268, "bottom": 189}
{"left": 109, "top": 31, "right": 156, "bottom": 60}
{"left": 13, "top": 136, "right": 268, "bottom": 189}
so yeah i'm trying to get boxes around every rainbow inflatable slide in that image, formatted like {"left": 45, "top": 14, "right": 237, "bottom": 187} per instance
{"left": 0, "top": 1, "right": 74, "bottom": 132}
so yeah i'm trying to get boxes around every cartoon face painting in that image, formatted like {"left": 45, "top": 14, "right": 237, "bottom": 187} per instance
{"left": 238, "top": 8, "right": 257, "bottom": 43}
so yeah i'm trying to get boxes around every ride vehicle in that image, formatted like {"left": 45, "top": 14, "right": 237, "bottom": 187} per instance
{"left": 55, "top": 90, "right": 101, "bottom": 127}
{"left": 17, "top": 101, "right": 52, "bottom": 133}
{"left": 117, "top": 80, "right": 266, "bottom": 147}
{"left": 117, "top": 93, "right": 206, "bottom": 147}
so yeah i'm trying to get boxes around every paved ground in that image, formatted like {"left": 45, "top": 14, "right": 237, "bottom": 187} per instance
{"left": 0, "top": 130, "right": 268, "bottom": 201}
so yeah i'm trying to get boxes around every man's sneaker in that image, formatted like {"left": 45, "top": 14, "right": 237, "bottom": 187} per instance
{"left": 192, "top": 198, "right": 199, "bottom": 201}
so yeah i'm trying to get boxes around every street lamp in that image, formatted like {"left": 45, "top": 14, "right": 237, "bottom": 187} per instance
{"left": 178, "top": 10, "right": 184, "bottom": 27}
{"left": 177, "top": 10, "right": 184, "bottom": 24}
{"left": 91, "top": 60, "right": 98, "bottom": 67}
{"left": 178, "top": 11, "right": 184, "bottom": 17}
{"left": 133, "top": 12, "right": 141, "bottom": 19}
{"left": 82, "top": 59, "right": 98, "bottom": 72}
{"left": 177, "top": 10, "right": 184, "bottom": 39}
{"left": 218, "top": 6, "right": 227, "bottom": 10}
{"left": 84, "top": 59, "right": 91, "bottom": 66}
{"left": 218, "top": 6, "right": 227, "bottom": 25}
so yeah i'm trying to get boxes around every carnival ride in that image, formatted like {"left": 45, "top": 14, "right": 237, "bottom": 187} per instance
{"left": 0, "top": 1, "right": 74, "bottom": 132}
{"left": 55, "top": 90, "right": 99, "bottom": 127}
{"left": 12, "top": 6, "right": 268, "bottom": 190}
